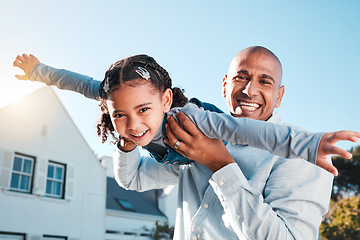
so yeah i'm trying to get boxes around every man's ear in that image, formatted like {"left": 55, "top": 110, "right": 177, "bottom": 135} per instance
{"left": 222, "top": 74, "right": 228, "bottom": 98}
{"left": 275, "top": 85, "right": 285, "bottom": 108}
{"left": 162, "top": 88, "right": 173, "bottom": 112}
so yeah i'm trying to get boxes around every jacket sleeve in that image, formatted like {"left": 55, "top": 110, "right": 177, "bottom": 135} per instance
{"left": 29, "top": 63, "right": 101, "bottom": 100}
{"left": 180, "top": 106, "right": 324, "bottom": 164}
{"left": 210, "top": 159, "right": 333, "bottom": 239}
{"left": 113, "top": 145, "right": 180, "bottom": 192}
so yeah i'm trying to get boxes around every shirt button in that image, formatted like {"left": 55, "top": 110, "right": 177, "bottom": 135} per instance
{"left": 192, "top": 236, "right": 197, "bottom": 240}
{"left": 204, "top": 204, "right": 209, "bottom": 209}
{"left": 237, "top": 214, "right": 241, "bottom": 219}
{"left": 219, "top": 180, "right": 224, "bottom": 186}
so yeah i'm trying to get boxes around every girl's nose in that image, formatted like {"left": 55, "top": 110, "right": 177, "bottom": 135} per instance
{"left": 126, "top": 116, "right": 140, "bottom": 130}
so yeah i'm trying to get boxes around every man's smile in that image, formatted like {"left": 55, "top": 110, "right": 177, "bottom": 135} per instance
{"left": 234, "top": 100, "right": 261, "bottom": 115}
{"left": 238, "top": 101, "right": 260, "bottom": 111}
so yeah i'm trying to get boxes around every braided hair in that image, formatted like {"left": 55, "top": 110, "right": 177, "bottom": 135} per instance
{"left": 96, "top": 54, "right": 188, "bottom": 144}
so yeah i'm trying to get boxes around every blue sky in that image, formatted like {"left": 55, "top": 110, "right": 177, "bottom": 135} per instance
{"left": 1, "top": 0, "right": 359, "bottom": 157}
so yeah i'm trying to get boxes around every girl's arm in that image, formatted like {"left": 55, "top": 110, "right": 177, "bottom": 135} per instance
{"left": 171, "top": 105, "right": 322, "bottom": 162}
{"left": 13, "top": 54, "right": 100, "bottom": 100}
{"left": 169, "top": 106, "right": 359, "bottom": 175}
{"left": 113, "top": 144, "right": 180, "bottom": 191}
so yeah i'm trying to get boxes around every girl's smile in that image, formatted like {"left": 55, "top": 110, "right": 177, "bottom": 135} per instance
{"left": 106, "top": 80, "right": 172, "bottom": 146}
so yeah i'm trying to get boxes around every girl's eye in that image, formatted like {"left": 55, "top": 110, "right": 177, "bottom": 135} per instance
{"left": 139, "top": 107, "right": 149, "bottom": 113}
{"left": 114, "top": 113, "right": 125, "bottom": 118}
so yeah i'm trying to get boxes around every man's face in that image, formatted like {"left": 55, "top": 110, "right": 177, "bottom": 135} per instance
{"left": 222, "top": 49, "right": 284, "bottom": 121}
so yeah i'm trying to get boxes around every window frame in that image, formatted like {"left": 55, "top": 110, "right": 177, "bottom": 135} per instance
{"left": 45, "top": 161, "right": 66, "bottom": 199}
{"left": 43, "top": 235, "right": 68, "bottom": 240}
{"left": 0, "top": 231, "right": 26, "bottom": 240}
{"left": 9, "top": 152, "right": 35, "bottom": 194}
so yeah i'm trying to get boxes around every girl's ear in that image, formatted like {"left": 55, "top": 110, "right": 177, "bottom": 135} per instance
{"left": 162, "top": 88, "right": 173, "bottom": 113}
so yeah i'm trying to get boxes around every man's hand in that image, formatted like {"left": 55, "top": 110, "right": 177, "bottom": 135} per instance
{"left": 164, "top": 112, "right": 235, "bottom": 173}
{"left": 13, "top": 54, "right": 40, "bottom": 80}
{"left": 317, "top": 130, "right": 360, "bottom": 176}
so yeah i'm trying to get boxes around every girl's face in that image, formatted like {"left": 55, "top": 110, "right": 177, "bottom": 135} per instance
{"left": 106, "top": 80, "right": 172, "bottom": 146}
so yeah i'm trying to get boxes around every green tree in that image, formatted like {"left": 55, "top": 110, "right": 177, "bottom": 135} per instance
{"left": 320, "top": 145, "right": 360, "bottom": 239}
{"left": 320, "top": 196, "right": 360, "bottom": 240}
{"left": 153, "top": 221, "right": 174, "bottom": 240}
{"left": 331, "top": 146, "right": 360, "bottom": 200}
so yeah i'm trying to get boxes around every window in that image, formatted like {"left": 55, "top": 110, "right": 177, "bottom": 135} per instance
{"left": 9, "top": 153, "right": 34, "bottom": 193}
{"left": 46, "top": 161, "right": 65, "bottom": 198}
{"left": 0, "top": 232, "right": 25, "bottom": 240}
{"left": 43, "top": 235, "right": 67, "bottom": 240}
{"left": 115, "top": 198, "right": 135, "bottom": 211}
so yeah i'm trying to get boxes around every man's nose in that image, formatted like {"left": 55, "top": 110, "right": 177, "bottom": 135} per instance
{"left": 242, "top": 80, "right": 257, "bottom": 97}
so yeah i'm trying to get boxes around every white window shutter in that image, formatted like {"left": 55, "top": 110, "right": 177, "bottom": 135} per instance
{"left": 33, "top": 158, "right": 48, "bottom": 196}
{"left": 0, "top": 148, "right": 14, "bottom": 190}
{"left": 65, "top": 164, "right": 75, "bottom": 200}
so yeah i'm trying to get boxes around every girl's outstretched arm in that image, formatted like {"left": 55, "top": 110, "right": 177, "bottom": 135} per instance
{"left": 166, "top": 110, "right": 359, "bottom": 176}
{"left": 13, "top": 54, "right": 100, "bottom": 100}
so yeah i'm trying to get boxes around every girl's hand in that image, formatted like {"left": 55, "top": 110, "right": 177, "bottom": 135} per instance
{"left": 164, "top": 112, "right": 235, "bottom": 173}
{"left": 13, "top": 54, "right": 40, "bottom": 80}
{"left": 118, "top": 136, "right": 136, "bottom": 152}
{"left": 317, "top": 130, "right": 360, "bottom": 176}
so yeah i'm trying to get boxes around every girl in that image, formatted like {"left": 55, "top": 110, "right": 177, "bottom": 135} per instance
{"left": 13, "top": 53, "right": 359, "bottom": 175}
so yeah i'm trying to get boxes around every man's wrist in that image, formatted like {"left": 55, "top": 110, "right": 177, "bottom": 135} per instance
{"left": 208, "top": 159, "right": 235, "bottom": 173}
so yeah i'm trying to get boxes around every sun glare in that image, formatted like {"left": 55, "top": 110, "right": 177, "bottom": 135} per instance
{"left": 0, "top": 65, "right": 42, "bottom": 109}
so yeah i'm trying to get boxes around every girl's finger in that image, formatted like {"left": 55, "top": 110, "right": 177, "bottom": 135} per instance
{"left": 13, "top": 60, "right": 20, "bottom": 67}
{"left": 16, "top": 55, "right": 26, "bottom": 63}
{"left": 330, "top": 131, "right": 360, "bottom": 144}
{"left": 15, "top": 74, "right": 28, "bottom": 80}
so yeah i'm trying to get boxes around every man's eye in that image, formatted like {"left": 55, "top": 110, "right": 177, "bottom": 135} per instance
{"left": 260, "top": 79, "right": 271, "bottom": 85}
{"left": 139, "top": 107, "right": 149, "bottom": 113}
{"left": 235, "top": 76, "right": 248, "bottom": 81}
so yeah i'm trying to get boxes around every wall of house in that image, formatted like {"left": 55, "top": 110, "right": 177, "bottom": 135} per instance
{"left": 0, "top": 88, "right": 106, "bottom": 240}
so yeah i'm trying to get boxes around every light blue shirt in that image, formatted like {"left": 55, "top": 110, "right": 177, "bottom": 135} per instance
{"left": 114, "top": 113, "right": 333, "bottom": 240}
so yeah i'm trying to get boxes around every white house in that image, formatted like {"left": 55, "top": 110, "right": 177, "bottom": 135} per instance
{"left": 0, "top": 87, "right": 174, "bottom": 240}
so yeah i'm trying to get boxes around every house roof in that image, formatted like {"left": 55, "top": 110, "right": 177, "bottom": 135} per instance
{"left": 0, "top": 87, "right": 97, "bottom": 155}
{"left": 106, "top": 177, "right": 166, "bottom": 217}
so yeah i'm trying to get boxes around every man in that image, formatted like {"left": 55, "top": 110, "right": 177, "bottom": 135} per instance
{"left": 14, "top": 47, "right": 334, "bottom": 239}
{"left": 162, "top": 46, "right": 334, "bottom": 239}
